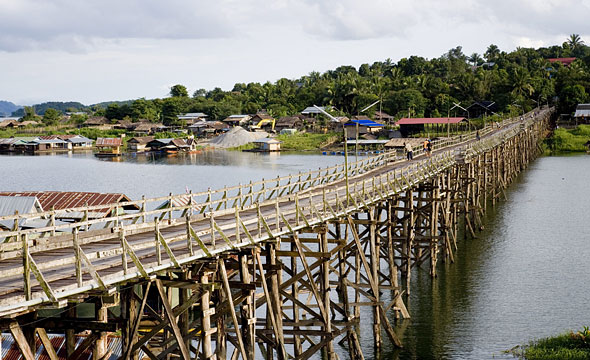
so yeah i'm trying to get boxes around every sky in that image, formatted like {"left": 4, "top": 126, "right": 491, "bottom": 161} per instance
{"left": 0, "top": 0, "right": 589, "bottom": 106}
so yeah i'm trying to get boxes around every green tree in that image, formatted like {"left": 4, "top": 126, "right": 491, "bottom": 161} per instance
{"left": 42, "top": 108, "right": 62, "bottom": 125}
{"left": 170, "top": 84, "right": 189, "bottom": 97}
{"left": 567, "top": 34, "right": 584, "bottom": 51}
{"left": 21, "top": 106, "right": 37, "bottom": 121}
{"left": 484, "top": 44, "right": 501, "bottom": 62}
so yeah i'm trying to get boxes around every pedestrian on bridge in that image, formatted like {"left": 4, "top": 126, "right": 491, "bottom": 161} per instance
{"left": 404, "top": 142, "right": 413, "bottom": 160}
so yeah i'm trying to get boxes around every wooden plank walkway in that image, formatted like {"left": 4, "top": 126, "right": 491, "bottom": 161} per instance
{"left": 0, "top": 109, "right": 551, "bottom": 317}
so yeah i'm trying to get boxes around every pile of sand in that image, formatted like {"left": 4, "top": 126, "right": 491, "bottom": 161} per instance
{"left": 208, "top": 127, "right": 269, "bottom": 148}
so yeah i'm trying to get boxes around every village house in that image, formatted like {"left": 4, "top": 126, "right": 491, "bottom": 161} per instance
{"left": 373, "top": 111, "right": 395, "bottom": 124}
{"left": 275, "top": 116, "right": 304, "bottom": 133}
{"left": 574, "top": 104, "right": 590, "bottom": 124}
{"left": 548, "top": 57, "right": 576, "bottom": 67}
{"left": 27, "top": 137, "right": 70, "bottom": 152}
{"left": 343, "top": 118, "right": 385, "bottom": 136}
{"left": 188, "top": 121, "right": 228, "bottom": 137}
{"left": 252, "top": 138, "right": 281, "bottom": 152}
{"left": 147, "top": 138, "right": 190, "bottom": 153}
{"left": 127, "top": 136, "right": 154, "bottom": 152}
{"left": 0, "top": 137, "right": 38, "bottom": 152}
{"left": 60, "top": 135, "right": 93, "bottom": 149}
{"left": 95, "top": 137, "right": 123, "bottom": 156}
{"left": 131, "top": 122, "right": 166, "bottom": 135}
{"left": 222, "top": 114, "right": 252, "bottom": 127}
{"left": 82, "top": 116, "right": 112, "bottom": 129}
{"left": 0, "top": 119, "right": 20, "bottom": 128}
{"left": 177, "top": 113, "right": 208, "bottom": 125}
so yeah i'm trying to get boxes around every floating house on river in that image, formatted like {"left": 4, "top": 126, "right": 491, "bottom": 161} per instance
{"left": 252, "top": 138, "right": 281, "bottom": 152}
{"left": 95, "top": 137, "right": 123, "bottom": 156}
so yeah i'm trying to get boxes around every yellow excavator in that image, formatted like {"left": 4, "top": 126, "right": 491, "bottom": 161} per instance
{"left": 248, "top": 118, "right": 275, "bottom": 132}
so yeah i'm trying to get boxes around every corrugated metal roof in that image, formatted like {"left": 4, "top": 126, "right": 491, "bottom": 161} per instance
{"left": 575, "top": 109, "right": 590, "bottom": 117}
{"left": 344, "top": 119, "right": 385, "bottom": 127}
{"left": 253, "top": 138, "right": 281, "bottom": 143}
{"left": 0, "top": 191, "right": 138, "bottom": 214}
{"left": 0, "top": 196, "right": 43, "bottom": 229}
{"left": 396, "top": 117, "right": 466, "bottom": 125}
{"left": 95, "top": 137, "right": 122, "bottom": 146}
{"left": 66, "top": 136, "right": 93, "bottom": 144}
{"left": 1, "top": 333, "right": 128, "bottom": 360}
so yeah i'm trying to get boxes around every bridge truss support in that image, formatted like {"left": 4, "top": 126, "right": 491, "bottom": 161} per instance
{"left": 0, "top": 112, "right": 551, "bottom": 360}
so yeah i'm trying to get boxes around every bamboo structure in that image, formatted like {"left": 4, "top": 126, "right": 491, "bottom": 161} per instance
{"left": 0, "top": 109, "right": 552, "bottom": 359}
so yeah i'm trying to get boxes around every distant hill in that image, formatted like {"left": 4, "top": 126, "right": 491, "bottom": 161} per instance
{"left": 11, "top": 101, "right": 86, "bottom": 116}
{"left": 0, "top": 101, "right": 22, "bottom": 117}
{"left": 90, "top": 100, "right": 134, "bottom": 109}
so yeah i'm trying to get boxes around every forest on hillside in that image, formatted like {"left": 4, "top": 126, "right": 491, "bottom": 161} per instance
{"left": 19, "top": 35, "right": 590, "bottom": 126}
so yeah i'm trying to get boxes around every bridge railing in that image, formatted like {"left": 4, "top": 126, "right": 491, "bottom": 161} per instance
{"left": 0, "top": 108, "right": 553, "bottom": 313}
{"left": 0, "top": 108, "right": 550, "bottom": 244}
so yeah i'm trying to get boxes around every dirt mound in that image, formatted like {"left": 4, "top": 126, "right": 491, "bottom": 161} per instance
{"left": 209, "top": 127, "right": 268, "bottom": 148}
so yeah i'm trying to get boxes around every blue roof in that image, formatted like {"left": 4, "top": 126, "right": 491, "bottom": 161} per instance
{"left": 344, "top": 119, "right": 384, "bottom": 127}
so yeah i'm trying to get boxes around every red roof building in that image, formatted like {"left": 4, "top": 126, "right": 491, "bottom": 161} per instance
{"left": 548, "top": 57, "right": 576, "bottom": 67}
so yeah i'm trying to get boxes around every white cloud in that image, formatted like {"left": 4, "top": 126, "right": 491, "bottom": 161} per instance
{"left": 0, "top": 0, "right": 236, "bottom": 52}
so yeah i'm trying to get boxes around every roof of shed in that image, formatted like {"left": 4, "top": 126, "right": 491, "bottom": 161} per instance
{"left": 0, "top": 191, "right": 138, "bottom": 214}
{"left": 96, "top": 137, "right": 123, "bottom": 146}
{"left": 344, "top": 119, "right": 385, "bottom": 127}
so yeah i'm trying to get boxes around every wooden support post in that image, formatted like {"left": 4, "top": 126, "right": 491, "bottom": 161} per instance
{"left": 319, "top": 227, "right": 336, "bottom": 359}
{"left": 201, "top": 272, "right": 214, "bottom": 359}
{"left": 65, "top": 303, "right": 77, "bottom": 357}
{"left": 10, "top": 322, "right": 35, "bottom": 360}
{"left": 22, "top": 232, "right": 31, "bottom": 300}
{"left": 93, "top": 297, "right": 108, "bottom": 360}
{"left": 290, "top": 237, "right": 302, "bottom": 358}
{"left": 239, "top": 252, "right": 255, "bottom": 360}
{"left": 369, "top": 209, "right": 382, "bottom": 350}
{"left": 179, "top": 273, "right": 191, "bottom": 358}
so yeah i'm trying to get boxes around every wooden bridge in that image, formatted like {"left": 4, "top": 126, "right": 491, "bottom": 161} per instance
{"left": 0, "top": 108, "right": 552, "bottom": 360}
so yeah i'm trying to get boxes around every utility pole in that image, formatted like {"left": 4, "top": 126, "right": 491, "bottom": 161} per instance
{"left": 313, "top": 105, "right": 350, "bottom": 206}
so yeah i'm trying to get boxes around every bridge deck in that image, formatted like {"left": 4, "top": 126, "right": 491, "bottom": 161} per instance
{"left": 0, "top": 110, "right": 549, "bottom": 316}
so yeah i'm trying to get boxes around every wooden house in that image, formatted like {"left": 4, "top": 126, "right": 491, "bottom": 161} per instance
{"left": 222, "top": 115, "right": 251, "bottom": 127}
{"left": 60, "top": 135, "right": 93, "bottom": 149}
{"left": 83, "top": 116, "right": 112, "bottom": 129}
{"left": 343, "top": 119, "right": 385, "bottom": 136}
{"left": 275, "top": 116, "right": 304, "bottom": 132}
{"left": 252, "top": 138, "right": 281, "bottom": 152}
{"left": 95, "top": 137, "right": 123, "bottom": 156}
{"left": 127, "top": 136, "right": 155, "bottom": 152}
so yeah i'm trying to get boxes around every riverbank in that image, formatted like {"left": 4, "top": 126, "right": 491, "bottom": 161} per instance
{"left": 511, "top": 327, "right": 590, "bottom": 359}
{"left": 544, "top": 125, "right": 590, "bottom": 153}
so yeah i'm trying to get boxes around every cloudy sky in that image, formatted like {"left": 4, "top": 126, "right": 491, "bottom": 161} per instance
{"left": 1, "top": 0, "right": 588, "bottom": 105}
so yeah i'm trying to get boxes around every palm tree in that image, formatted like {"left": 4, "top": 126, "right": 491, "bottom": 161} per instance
{"left": 511, "top": 68, "right": 534, "bottom": 98}
{"left": 484, "top": 44, "right": 500, "bottom": 61}
{"left": 567, "top": 34, "right": 584, "bottom": 51}
{"left": 469, "top": 53, "right": 482, "bottom": 67}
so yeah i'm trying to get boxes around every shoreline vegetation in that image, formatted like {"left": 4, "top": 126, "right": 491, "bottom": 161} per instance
{"left": 545, "top": 124, "right": 590, "bottom": 154}
{"left": 509, "top": 327, "right": 590, "bottom": 359}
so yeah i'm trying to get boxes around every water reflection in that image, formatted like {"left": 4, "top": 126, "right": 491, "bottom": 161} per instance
{"left": 0, "top": 150, "right": 345, "bottom": 200}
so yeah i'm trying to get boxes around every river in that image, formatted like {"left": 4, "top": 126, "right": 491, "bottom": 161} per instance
{"left": 1, "top": 151, "right": 588, "bottom": 359}
{"left": 374, "top": 154, "right": 590, "bottom": 359}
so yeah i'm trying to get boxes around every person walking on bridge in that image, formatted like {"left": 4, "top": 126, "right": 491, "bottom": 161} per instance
{"left": 404, "top": 142, "right": 413, "bottom": 160}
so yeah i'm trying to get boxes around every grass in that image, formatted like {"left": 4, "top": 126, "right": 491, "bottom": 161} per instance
{"left": 276, "top": 132, "right": 339, "bottom": 151}
{"left": 545, "top": 125, "right": 590, "bottom": 153}
{"left": 511, "top": 327, "right": 590, "bottom": 360}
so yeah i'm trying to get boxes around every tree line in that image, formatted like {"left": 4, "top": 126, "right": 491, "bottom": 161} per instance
{"left": 18, "top": 35, "right": 590, "bottom": 127}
